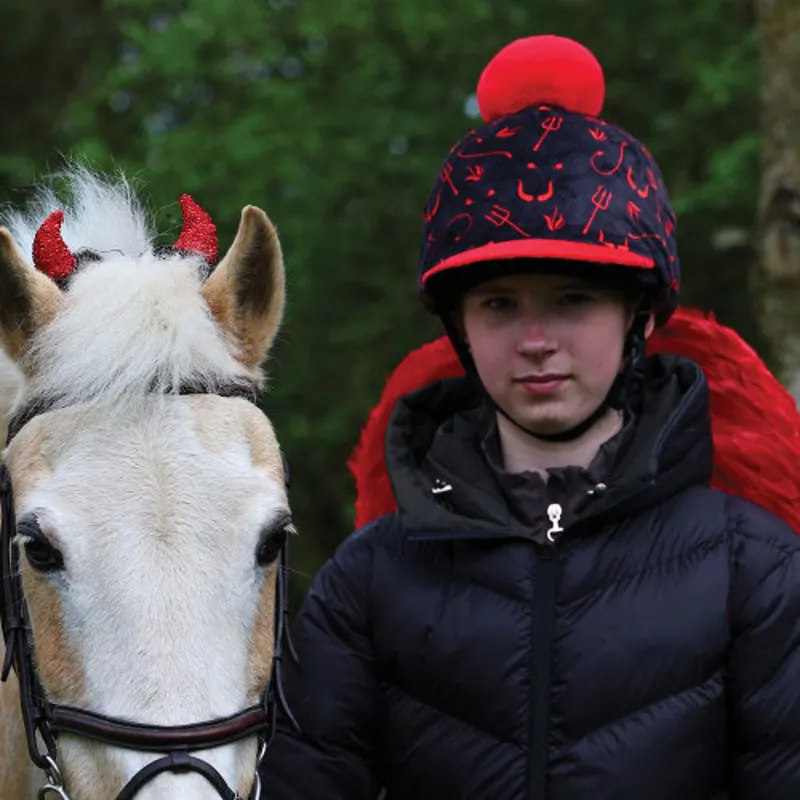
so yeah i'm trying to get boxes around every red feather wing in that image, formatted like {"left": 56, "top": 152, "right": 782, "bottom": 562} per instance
{"left": 648, "top": 308, "right": 800, "bottom": 531}
{"left": 349, "top": 308, "right": 800, "bottom": 532}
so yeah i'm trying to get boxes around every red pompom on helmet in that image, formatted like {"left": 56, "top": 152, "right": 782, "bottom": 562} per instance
{"left": 476, "top": 35, "right": 605, "bottom": 123}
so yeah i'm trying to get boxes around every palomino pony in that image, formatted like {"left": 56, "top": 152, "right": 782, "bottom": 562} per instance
{"left": 0, "top": 169, "right": 295, "bottom": 799}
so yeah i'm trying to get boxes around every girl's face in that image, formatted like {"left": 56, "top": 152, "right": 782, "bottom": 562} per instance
{"left": 460, "top": 273, "right": 651, "bottom": 436}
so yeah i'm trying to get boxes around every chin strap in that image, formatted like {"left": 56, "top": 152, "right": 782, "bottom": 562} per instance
{"left": 441, "top": 305, "right": 651, "bottom": 443}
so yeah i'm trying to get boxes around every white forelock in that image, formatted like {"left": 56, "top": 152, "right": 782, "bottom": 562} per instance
{"left": 4, "top": 167, "right": 258, "bottom": 411}
{"left": 2, "top": 165, "right": 153, "bottom": 262}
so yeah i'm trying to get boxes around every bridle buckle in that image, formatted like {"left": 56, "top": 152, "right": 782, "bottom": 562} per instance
{"left": 37, "top": 755, "right": 70, "bottom": 800}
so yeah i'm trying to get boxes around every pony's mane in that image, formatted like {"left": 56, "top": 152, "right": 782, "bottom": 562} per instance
{"left": 3, "top": 165, "right": 153, "bottom": 262}
{"left": 0, "top": 347, "right": 23, "bottom": 444}
{"left": 2, "top": 168, "right": 255, "bottom": 414}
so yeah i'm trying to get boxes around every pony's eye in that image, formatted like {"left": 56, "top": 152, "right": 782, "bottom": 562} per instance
{"left": 18, "top": 519, "right": 64, "bottom": 573}
{"left": 257, "top": 516, "right": 295, "bottom": 567}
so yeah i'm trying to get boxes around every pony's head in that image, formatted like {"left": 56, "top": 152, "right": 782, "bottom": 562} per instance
{"left": 0, "top": 169, "right": 289, "bottom": 799}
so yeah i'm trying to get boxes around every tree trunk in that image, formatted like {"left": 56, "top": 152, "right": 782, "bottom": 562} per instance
{"left": 756, "top": 0, "right": 800, "bottom": 399}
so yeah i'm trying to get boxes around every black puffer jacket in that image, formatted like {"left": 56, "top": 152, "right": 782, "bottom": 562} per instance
{"left": 262, "top": 356, "right": 800, "bottom": 799}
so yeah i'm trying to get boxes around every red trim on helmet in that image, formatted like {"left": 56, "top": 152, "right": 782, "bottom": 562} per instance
{"left": 421, "top": 239, "right": 654, "bottom": 285}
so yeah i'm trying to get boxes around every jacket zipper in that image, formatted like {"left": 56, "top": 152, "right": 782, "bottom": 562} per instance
{"left": 527, "top": 503, "right": 561, "bottom": 800}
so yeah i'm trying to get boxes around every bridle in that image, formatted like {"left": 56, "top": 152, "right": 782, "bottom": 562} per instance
{"left": 0, "top": 380, "right": 299, "bottom": 799}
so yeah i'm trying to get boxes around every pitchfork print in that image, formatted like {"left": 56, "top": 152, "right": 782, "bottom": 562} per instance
{"left": 533, "top": 114, "right": 562, "bottom": 152}
{"left": 583, "top": 186, "right": 613, "bottom": 235}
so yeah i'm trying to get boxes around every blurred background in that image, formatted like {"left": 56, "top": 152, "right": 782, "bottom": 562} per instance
{"left": 4, "top": 0, "right": 799, "bottom": 600}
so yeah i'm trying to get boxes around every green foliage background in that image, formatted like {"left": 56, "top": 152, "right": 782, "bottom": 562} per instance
{"left": 2, "top": 0, "right": 767, "bottom": 596}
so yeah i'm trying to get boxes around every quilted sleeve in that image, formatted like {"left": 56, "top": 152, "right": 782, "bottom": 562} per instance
{"left": 728, "top": 499, "right": 800, "bottom": 799}
{"left": 258, "top": 523, "right": 382, "bottom": 799}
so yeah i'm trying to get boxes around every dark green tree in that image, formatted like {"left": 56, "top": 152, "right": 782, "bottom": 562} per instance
{"left": 2, "top": 0, "right": 768, "bottom": 592}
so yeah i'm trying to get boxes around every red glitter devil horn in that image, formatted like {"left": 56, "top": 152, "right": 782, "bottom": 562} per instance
{"left": 32, "top": 210, "right": 76, "bottom": 282}
{"left": 173, "top": 194, "right": 218, "bottom": 264}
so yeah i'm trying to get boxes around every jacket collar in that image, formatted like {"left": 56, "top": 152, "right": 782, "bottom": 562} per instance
{"left": 385, "top": 355, "right": 713, "bottom": 540}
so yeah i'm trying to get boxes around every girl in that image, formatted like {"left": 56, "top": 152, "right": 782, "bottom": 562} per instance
{"left": 263, "top": 36, "right": 800, "bottom": 799}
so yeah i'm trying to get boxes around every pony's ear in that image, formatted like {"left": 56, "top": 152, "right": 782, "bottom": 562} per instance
{"left": 0, "top": 228, "right": 62, "bottom": 363}
{"left": 201, "top": 206, "right": 285, "bottom": 368}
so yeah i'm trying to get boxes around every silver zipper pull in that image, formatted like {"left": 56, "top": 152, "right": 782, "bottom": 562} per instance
{"left": 431, "top": 478, "right": 453, "bottom": 496}
{"left": 546, "top": 503, "right": 564, "bottom": 544}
